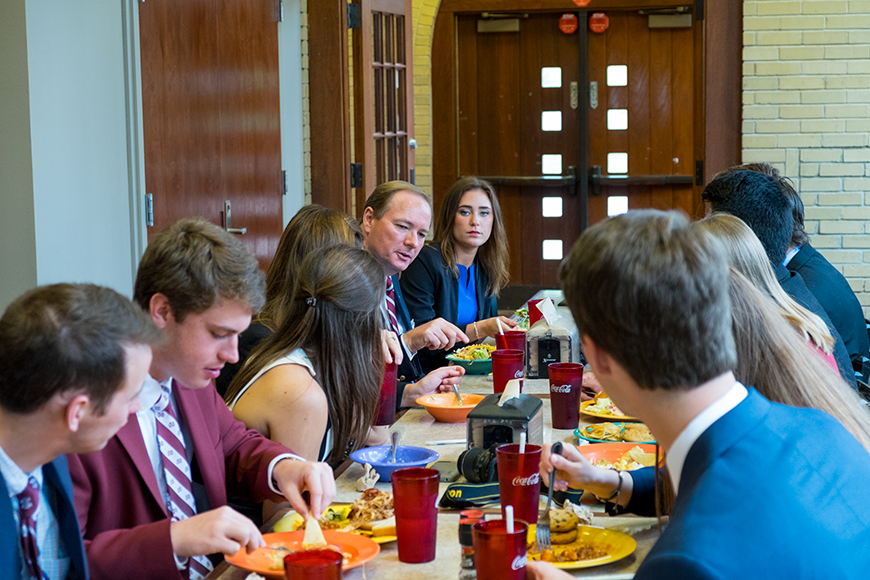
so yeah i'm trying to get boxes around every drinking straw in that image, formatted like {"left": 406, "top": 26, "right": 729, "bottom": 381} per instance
{"left": 519, "top": 432, "right": 526, "bottom": 454}
{"left": 505, "top": 505, "right": 514, "bottom": 533}
{"left": 496, "top": 317, "right": 505, "bottom": 335}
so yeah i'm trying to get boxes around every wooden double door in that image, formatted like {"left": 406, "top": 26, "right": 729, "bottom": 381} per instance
{"left": 433, "top": 3, "right": 704, "bottom": 288}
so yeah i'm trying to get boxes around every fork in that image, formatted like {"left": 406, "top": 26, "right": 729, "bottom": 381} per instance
{"left": 536, "top": 441, "right": 563, "bottom": 552}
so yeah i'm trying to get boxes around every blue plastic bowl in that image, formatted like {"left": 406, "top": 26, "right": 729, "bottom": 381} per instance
{"left": 349, "top": 445, "right": 439, "bottom": 481}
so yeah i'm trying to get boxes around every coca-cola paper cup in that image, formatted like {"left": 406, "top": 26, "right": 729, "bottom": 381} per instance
{"left": 472, "top": 519, "right": 528, "bottom": 580}
{"left": 283, "top": 549, "right": 343, "bottom": 580}
{"left": 548, "top": 362, "right": 583, "bottom": 429}
{"left": 495, "top": 443, "right": 541, "bottom": 526}
{"left": 492, "top": 349, "right": 524, "bottom": 394}
{"left": 373, "top": 360, "right": 397, "bottom": 425}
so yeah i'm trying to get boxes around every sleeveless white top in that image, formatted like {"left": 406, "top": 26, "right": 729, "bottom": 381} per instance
{"left": 228, "top": 348, "right": 333, "bottom": 462}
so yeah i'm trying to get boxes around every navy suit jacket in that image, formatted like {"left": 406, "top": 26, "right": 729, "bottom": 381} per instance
{"left": 776, "top": 264, "right": 855, "bottom": 386}
{"left": 787, "top": 243, "right": 869, "bottom": 367}
{"left": 390, "top": 273, "right": 424, "bottom": 391}
{"left": 1, "top": 455, "right": 88, "bottom": 580}
{"left": 634, "top": 388, "right": 870, "bottom": 579}
{"left": 400, "top": 243, "right": 497, "bottom": 373}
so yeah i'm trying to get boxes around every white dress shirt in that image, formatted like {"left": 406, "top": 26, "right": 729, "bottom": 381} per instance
{"left": 666, "top": 381, "right": 748, "bottom": 495}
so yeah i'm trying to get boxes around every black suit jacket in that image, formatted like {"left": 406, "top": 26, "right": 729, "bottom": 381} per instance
{"left": 1, "top": 455, "right": 88, "bottom": 580}
{"left": 787, "top": 243, "right": 869, "bottom": 367}
{"left": 776, "top": 264, "right": 856, "bottom": 386}
{"left": 390, "top": 273, "right": 425, "bottom": 386}
{"left": 400, "top": 243, "right": 497, "bottom": 373}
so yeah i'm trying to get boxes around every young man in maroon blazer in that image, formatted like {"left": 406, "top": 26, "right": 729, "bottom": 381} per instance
{"left": 68, "top": 219, "right": 336, "bottom": 580}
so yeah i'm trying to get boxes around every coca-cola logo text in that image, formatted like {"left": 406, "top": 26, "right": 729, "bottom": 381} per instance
{"left": 550, "top": 384, "right": 572, "bottom": 393}
{"left": 512, "top": 555, "right": 528, "bottom": 570}
{"left": 511, "top": 473, "right": 540, "bottom": 487}
{"left": 513, "top": 370, "right": 523, "bottom": 379}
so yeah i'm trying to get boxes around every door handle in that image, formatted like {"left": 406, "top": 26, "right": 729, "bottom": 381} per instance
{"left": 588, "top": 166, "right": 693, "bottom": 196}
{"left": 472, "top": 166, "right": 578, "bottom": 189}
{"left": 223, "top": 200, "right": 247, "bottom": 235}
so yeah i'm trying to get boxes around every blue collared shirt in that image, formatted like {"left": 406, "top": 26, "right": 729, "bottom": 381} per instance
{"left": 0, "top": 443, "right": 70, "bottom": 580}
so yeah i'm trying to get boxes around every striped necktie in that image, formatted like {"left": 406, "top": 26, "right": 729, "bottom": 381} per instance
{"left": 153, "top": 385, "right": 213, "bottom": 580}
{"left": 385, "top": 277, "right": 400, "bottom": 334}
{"left": 17, "top": 476, "right": 46, "bottom": 580}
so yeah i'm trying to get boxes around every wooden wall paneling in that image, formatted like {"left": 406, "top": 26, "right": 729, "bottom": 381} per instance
{"left": 456, "top": 16, "right": 479, "bottom": 179}
{"left": 518, "top": 18, "right": 543, "bottom": 285}
{"left": 703, "top": 1, "right": 742, "bottom": 181}
{"left": 671, "top": 25, "right": 696, "bottom": 217}
{"left": 215, "top": 0, "right": 283, "bottom": 269}
{"left": 476, "top": 27, "right": 521, "bottom": 176}
{"left": 648, "top": 24, "right": 674, "bottom": 211}
{"left": 432, "top": 12, "right": 457, "bottom": 208}
{"left": 308, "top": 0, "right": 352, "bottom": 212}
{"left": 607, "top": 13, "right": 635, "bottom": 207}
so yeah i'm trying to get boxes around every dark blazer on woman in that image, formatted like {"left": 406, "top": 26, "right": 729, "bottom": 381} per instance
{"left": 400, "top": 242, "right": 497, "bottom": 373}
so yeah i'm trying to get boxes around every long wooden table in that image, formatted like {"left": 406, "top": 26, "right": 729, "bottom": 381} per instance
{"left": 210, "top": 371, "right": 664, "bottom": 579}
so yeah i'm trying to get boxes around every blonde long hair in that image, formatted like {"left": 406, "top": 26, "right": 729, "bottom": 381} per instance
{"left": 695, "top": 213, "right": 834, "bottom": 354}
{"left": 729, "top": 270, "right": 870, "bottom": 453}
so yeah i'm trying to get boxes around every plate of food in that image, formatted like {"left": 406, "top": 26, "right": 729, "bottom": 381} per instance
{"left": 445, "top": 344, "right": 497, "bottom": 374}
{"left": 579, "top": 393, "right": 636, "bottom": 421}
{"left": 225, "top": 528, "right": 380, "bottom": 578}
{"left": 575, "top": 422, "right": 655, "bottom": 444}
{"left": 576, "top": 443, "right": 660, "bottom": 472}
{"left": 527, "top": 506, "right": 636, "bottom": 569}
{"left": 273, "top": 489, "right": 397, "bottom": 544}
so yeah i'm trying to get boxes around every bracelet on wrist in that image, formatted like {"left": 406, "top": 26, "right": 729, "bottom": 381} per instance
{"left": 595, "top": 469, "right": 624, "bottom": 504}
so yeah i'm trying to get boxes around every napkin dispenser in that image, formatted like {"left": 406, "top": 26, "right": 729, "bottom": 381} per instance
{"left": 466, "top": 392, "right": 543, "bottom": 450}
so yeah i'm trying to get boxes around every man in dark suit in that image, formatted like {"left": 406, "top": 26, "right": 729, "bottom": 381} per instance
{"left": 1, "top": 283, "right": 160, "bottom": 580}
{"left": 529, "top": 211, "right": 870, "bottom": 580}
{"left": 67, "top": 219, "right": 336, "bottom": 580}
{"left": 775, "top": 171, "right": 869, "bottom": 371}
{"left": 702, "top": 169, "right": 855, "bottom": 385}
{"left": 361, "top": 181, "right": 466, "bottom": 405}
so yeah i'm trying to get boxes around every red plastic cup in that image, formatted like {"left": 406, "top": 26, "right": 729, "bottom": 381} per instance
{"left": 495, "top": 443, "right": 541, "bottom": 526}
{"left": 391, "top": 467, "right": 439, "bottom": 563}
{"left": 548, "top": 363, "right": 583, "bottom": 429}
{"left": 495, "top": 330, "right": 526, "bottom": 352}
{"left": 491, "top": 349, "right": 524, "bottom": 394}
{"left": 284, "top": 549, "right": 343, "bottom": 580}
{"left": 527, "top": 299, "right": 544, "bottom": 327}
{"left": 373, "top": 361, "right": 397, "bottom": 425}
{"left": 472, "top": 519, "right": 529, "bottom": 580}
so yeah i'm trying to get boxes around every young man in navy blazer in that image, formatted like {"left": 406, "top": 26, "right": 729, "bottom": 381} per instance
{"left": 530, "top": 210, "right": 870, "bottom": 580}
{"left": 0, "top": 283, "right": 159, "bottom": 580}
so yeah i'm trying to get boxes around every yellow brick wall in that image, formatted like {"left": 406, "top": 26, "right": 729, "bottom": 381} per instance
{"left": 411, "top": 0, "right": 440, "bottom": 199}
{"left": 743, "top": 0, "right": 870, "bottom": 316}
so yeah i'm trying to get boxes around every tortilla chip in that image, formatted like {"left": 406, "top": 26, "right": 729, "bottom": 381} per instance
{"left": 625, "top": 445, "right": 656, "bottom": 467}
{"left": 301, "top": 515, "right": 327, "bottom": 549}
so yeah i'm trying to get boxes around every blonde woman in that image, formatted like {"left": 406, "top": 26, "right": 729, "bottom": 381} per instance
{"left": 695, "top": 213, "right": 851, "bottom": 377}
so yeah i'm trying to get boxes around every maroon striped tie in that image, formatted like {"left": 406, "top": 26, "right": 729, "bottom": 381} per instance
{"left": 154, "top": 385, "right": 213, "bottom": 579}
{"left": 385, "top": 277, "right": 400, "bottom": 334}
{"left": 17, "top": 476, "right": 45, "bottom": 580}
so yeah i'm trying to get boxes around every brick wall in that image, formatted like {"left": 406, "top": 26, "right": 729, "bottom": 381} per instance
{"left": 743, "top": 0, "right": 870, "bottom": 316}
{"left": 411, "top": 0, "right": 440, "bottom": 200}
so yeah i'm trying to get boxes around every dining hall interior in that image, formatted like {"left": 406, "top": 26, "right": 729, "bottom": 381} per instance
{"left": 2, "top": 0, "right": 867, "bottom": 317}
{"left": 3, "top": 2, "right": 870, "bottom": 579}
